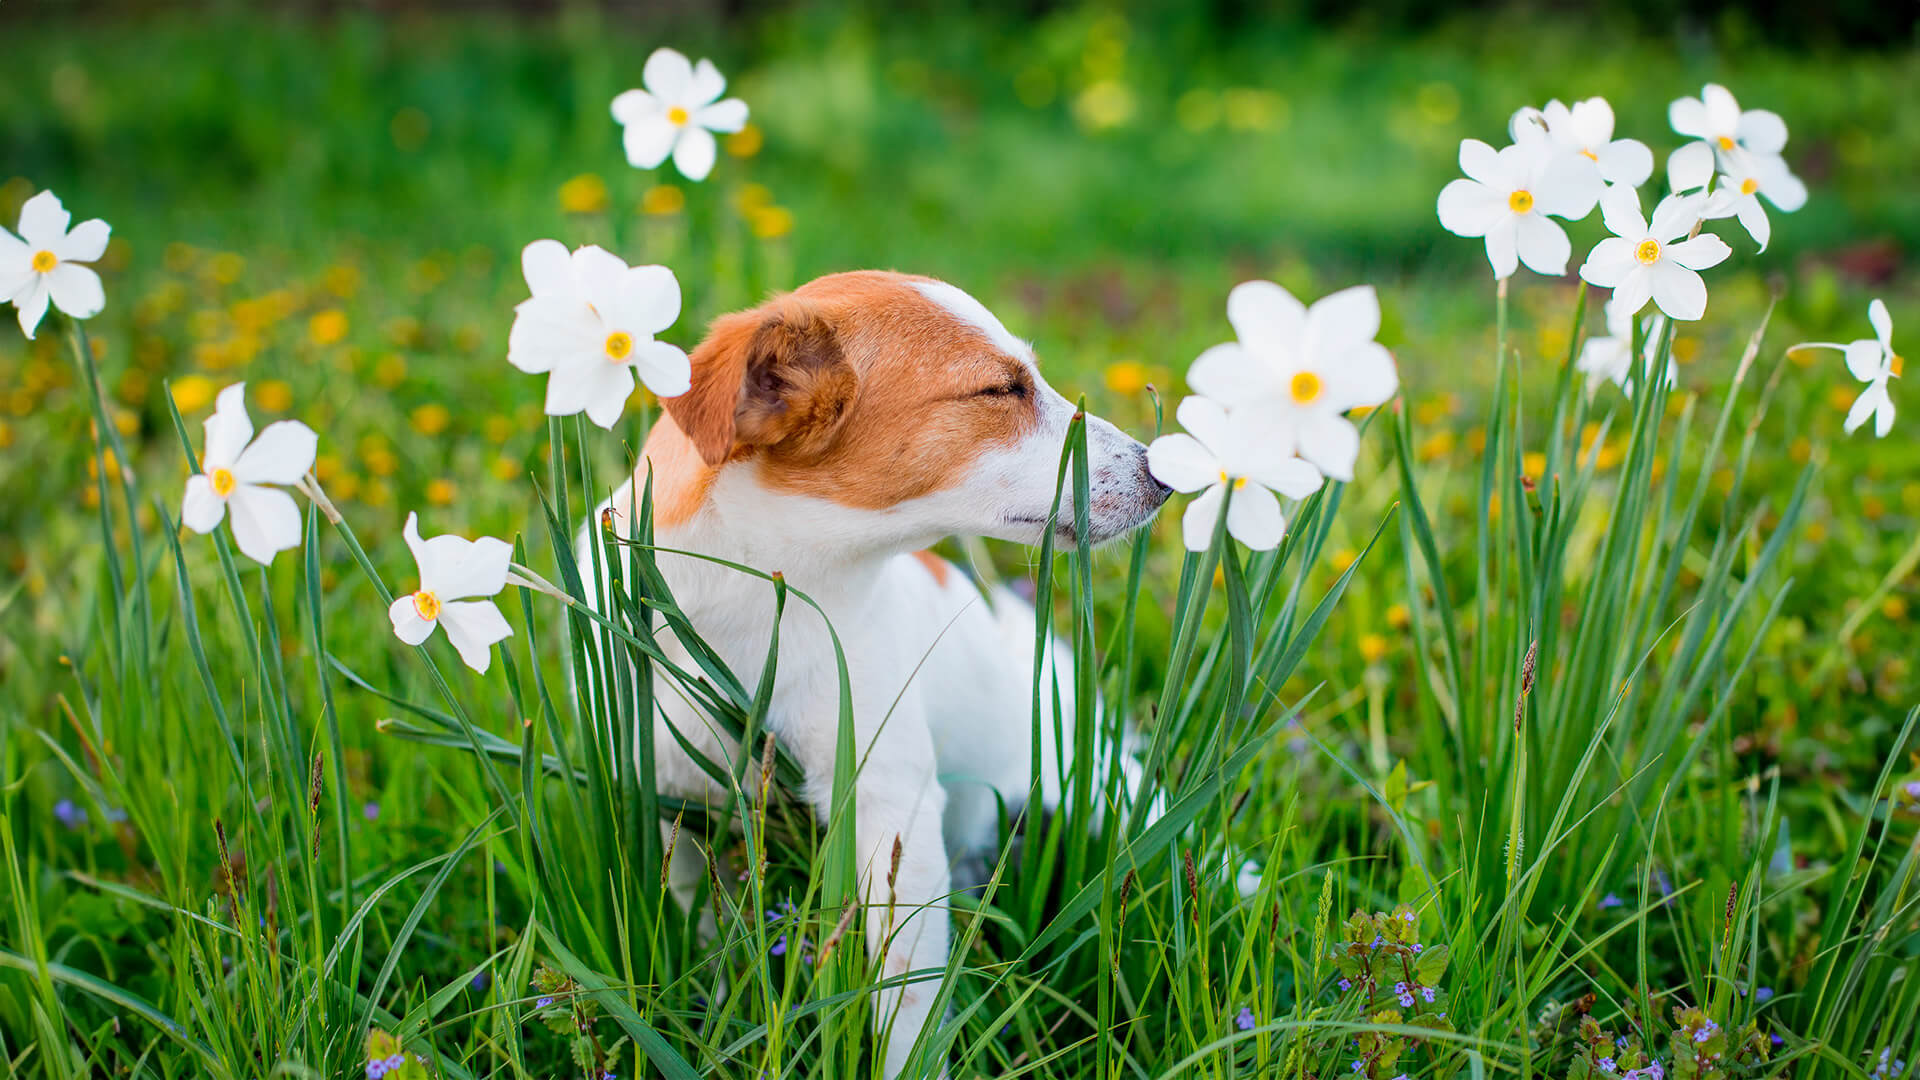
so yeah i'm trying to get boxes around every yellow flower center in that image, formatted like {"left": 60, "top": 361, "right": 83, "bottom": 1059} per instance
{"left": 1289, "top": 370, "right": 1324, "bottom": 405}
{"left": 667, "top": 105, "right": 690, "bottom": 126}
{"left": 1893, "top": 354, "right": 1905, "bottom": 377}
{"left": 1507, "top": 189, "right": 1534, "bottom": 214}
{"left": 1580, "top": 148, "right": 1598, "bottom": 162}
{"left": 31, "top": 250, "right": 57, "bottom": 272}
{"left": 604, "top": 331, "right": 633, "bottom": 362}
{"left": 1217, "top": 471, "right": 1247, "bottom": 490}
{"left": 1716, "top": 135, "right": 1735, "bottom": 152}
{"left": 209, "top": 467, "right": 236, "bottom": 497}
{"left": 1739, "top": 177, "right": 1759, "bottom": 195}
{"left": 1634, "top": 238, "right": 1662, "bottom": 265}
{"left": 412, "top": 589, "right": 441, "bottom": 621}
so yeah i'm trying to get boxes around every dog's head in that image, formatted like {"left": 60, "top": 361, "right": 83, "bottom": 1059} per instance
{"left": 654, "top": 270, "right": 1168, "bottom": 552}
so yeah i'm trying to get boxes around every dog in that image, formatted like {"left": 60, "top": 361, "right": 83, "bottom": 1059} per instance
{"left": 583, "top": 270, "right": 1168, "bottom": 1077}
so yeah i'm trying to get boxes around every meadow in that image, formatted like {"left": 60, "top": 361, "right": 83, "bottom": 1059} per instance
{"left": 2, "top": 5, "right": 1919, "bottom": 1079}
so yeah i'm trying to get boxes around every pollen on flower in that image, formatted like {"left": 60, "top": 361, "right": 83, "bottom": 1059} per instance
{"left": 1716, "top": 135, "right": 1735, "bottom": 151}
{"left": 1890, "top": 355, "right": 1904, "bottom": 377}
{"left": 209, "top": 467, "right": 236, "bottom": 497}
{"left": 667, "top": 105, "right": 690, "bottom": 126}
{"left": 1739, "top": 177, "right": 1759, "bottom": 195}
{"left": 1580, "top": 148, "right": 1599, "bottom": 162}
{"left": 1507, "top": 189, "right": 1534, "bottom": 214}
{"left": 604, "top": 331, "right": 634, "bottom": 361}
{"left": 31, "top": 250, "right": 58, "bottom": 273}
{"left": 1634, "top": 239, "right": 1662, "bottom": 264}
{"left": 412, "top": 590, "right": 441, "bottom": 621}
{"left": 1289, "top": 370, "right": 1324, "bottom": 404}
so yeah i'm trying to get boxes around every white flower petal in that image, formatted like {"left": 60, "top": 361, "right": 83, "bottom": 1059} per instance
{"left": 622, "top": 116, "right": 679, "bottom": 169}
{"left": 226, "top": 483, "right": 303, "bottom": 565}
{"left": 1579, "top": 238, "right": 1638, "bottom": 288}
{"left": 45, "top": 263, "right": 104, "bottom": 320}
{"left": 417, "top": 529, "right": 513, "bottom": 602}
{"left": 509, "top": 297, "right": 599, "bottom": 374}
{"left": 1225, "top": 483, "right": 1285, "bottom": 551}
{"left": 1437, "top": 178, "right": 1507, "bottom": 239}
{"left": 686, "top": 58, "right": 727, "bottom": 106}
{"left": 1868, "top": 299, "right": 1894, "bottom": 350}
{"left": 1609, "top": 268, "right": 1654, "bottom": 318}
{"left": 1175, "top": 395, "right": 1234, "bottom": 454}
{"left": 1533, "top": 151, "right": 1603, "bottom": 220}
{"left": 1597, "top": 139, "right": 1653, "bottom": 188}
{"left": 522, "top": 239, "right": 574, "bottom": 298}
{"left": 1188, "top": 342, "right": 1271, "bottom": 401}
{"left": 571, "top": 245, "right": 631, "bottom": 315}
{"left": 1667, "top": 141, "right": 1716, "bottom": 194}
{"left": 1241, "top": 453, "right": 1324, "bottom": 501}
{"left": 1148, "top": 433, "right": 1221, "bottom": 493}
{"left": 182, "top": 474, "right": 227, "bottom": 533}
{"left": 1738, "top": 109, "right": 1788, "bottom": 154}
{"left": 13, "top": 276, "right": 50, "bottom": 338}
{"left": 543, "top": 359, "right": 598, "bottom": 418}
{"left": 1304, "top": 285, "right": 1381, "bottom": 353}
{"left": 1649, "top": 262, "right": 1708, "bottom": 322}
{"left": 1874, "top": 389, "right": 1896, "bottom": 438}
{"left": 1843, "top": 338, "right": 1885, "bottom": 383}
{"left": 439, "top": 600, "right": 513, "bottom": 673}
{"left": 1326, "top": 341, "right": 1398, "bottom": 412}
{"left": 389, "top": 595, "right": 437, "bottom": 646}
{"left": 1735, "top": 198, "right": 1771, "bottom": 252}
{"left": 1668, "top": 95, "right": 1712, "bottom": 141}
{"left": 631, "top": 339, "right": 692, "bottom": 398}
{"left": 1225, "top": 279, "right": 1307, "bottom": 359}
{"left": 1296, "top": 413, "right": 1360, "bottom": 482}
{"left": 1180, "top": 485, "right": 1226, "bottom": 552}
{"left": 642, "top": 48, "right": 694, "bottom": 101}
{"left": 1758, "top": 160, "right": 1807, "bottom": 212}
{"left": 1458, "top": 138, "right": 1510, "bottom": 188}
{"left": 16, "top": 191, "right": 71, "bottom": 249}
{"left": 672, "top": 126, "right": 718, "bottom": 181}
{"left": 1515, "top": 214, "right": 1572, "bottom": 276}
{"left": 583, "top": 364, "right": 636, "bottom": 429}
{"left": 610, "top": 88, "right": 658, "bottom": 125}
{"left": 1701, "top": 84, "right": 1741, "bottom": 134}
{"left": 1599, "top": 186, "right": 1647, "bottom": 240}
{"left": 203, "top": 383, "right": 254, "bottom": 469}
{"left": 233, "top": 420, "right": 318, "bottom": 485}
{"left": 1567, "top": 98, "right": 1615, "bottom": 145}
{"left": 1666, "top": 233, "right": 1732, "bottom": 272}
{"left": 697, "top": 98, "right": 749, "bottom": 133}
{"left": 1483, "top": 218, "right": 1519, "bottom": 280}
{"left": 56, "top": 219, "right": 110, "bottom": 263}
{"left": 607, "top": 263, "right": 682, "bottom": 336}
{"left": 1649, "top": 193, "right": 1704, "bottom": 242}
{"left": 1844, "top": 381, "right": 1889, "bottom": 436}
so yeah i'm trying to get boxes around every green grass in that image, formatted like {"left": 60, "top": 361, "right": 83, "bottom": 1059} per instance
{"left": 3, "top": 6, "right": 1919, "bottom": 1080}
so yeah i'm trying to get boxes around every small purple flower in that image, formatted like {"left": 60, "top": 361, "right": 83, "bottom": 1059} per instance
{"left": 1599, "top": 1058, "right": 1616, "bottom": 1073}
{"left": 367, "top": 1062, "right": 386, "bottom": 1080}
{"left": 1421, "top": 986, "right": 1437, "bottom": 1003}
{"left": 1652, "top": 868, "right": 1674, "bottom": 898}
{"left": 1600, "top": 893, "right": 1623, "bottom": 909}
{"left": 1236, "top": 1006, "right": 1255, "bottom": 1031}
{"left": 1693, "top": 1020, "right": 1718, "bottom": 1044}
{"left": 1755, "top": 986, "right": 1773, "bottom": 1003}
{"left": 1338, "top": 978, "right": 1352, "bottom": 992}
{"left": 536, "top": 996, "right": 554, "bottom": 1008}
{"left": 363, "top": 802, "right": 380, "bottom": 821}
{"left": 1394, "top": 981, "right": 1408, "bottom": 994}
{"left": 53, "top": 799, "right": 87, "bottom": 829}
{"left": 602, "top": 1073, "right": 616, "bottom": 1080}
{"left": 385, "top": 1056, "right": 404, "bottom": 1071}
{"left": 1398, "top": 992, "right": 1415, "bottom": 1007}
{"left": 1370, "top": 934, "right": 1384, "bottom": 949}
{"left": 1402, "top": 910, "right": 1416, "bottom": 923}
{"left": 1771, "top": 1034, "right": 1783, "bottom": 1047}
{"left": 1392, "top": 1075, "right": 1409, "bottom": 1080}
{"left": 1905, "top": 781, "right": 1920, "bottom": 800}
{"left": 770, "top": 934, "right": 788, "bottom": 957}
{"left": 1350, "top": 1060, "right": 1365, "bottom": 1073}
{"left": 471, "top": 971, "right": 491, "bottom": 991}
{"left": 1617, "top": 1036, "right": 1629, "bottom": 1049}
{"left": 1411, "top": 943, "right": 1424, "bottom": 953}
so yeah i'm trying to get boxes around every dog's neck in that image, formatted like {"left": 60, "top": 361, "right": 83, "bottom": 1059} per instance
{"left": 628, "top": 416, "right": 895, "bottom": 616}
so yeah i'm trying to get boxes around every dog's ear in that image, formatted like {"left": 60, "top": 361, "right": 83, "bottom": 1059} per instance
{"left": 664, "top": 298, "right": 856, "bottom": 467}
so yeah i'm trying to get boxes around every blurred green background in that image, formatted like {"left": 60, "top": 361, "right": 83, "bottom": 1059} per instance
{"left": 2, "top": 0, "right": 1916, "bottom": 782}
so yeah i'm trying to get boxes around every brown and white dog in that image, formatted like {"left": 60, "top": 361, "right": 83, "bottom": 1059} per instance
{"left": 584, "top": 270, "right": 1167, "bottom": 1076}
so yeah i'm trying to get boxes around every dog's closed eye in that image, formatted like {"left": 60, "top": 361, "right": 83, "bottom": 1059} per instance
{"left": 974, "top": 378, "right": 1028, "bottom": 400}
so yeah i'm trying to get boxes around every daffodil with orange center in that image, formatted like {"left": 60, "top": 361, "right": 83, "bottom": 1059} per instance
{"left": 387, "top": 512, "right": 514, "bottom": 674}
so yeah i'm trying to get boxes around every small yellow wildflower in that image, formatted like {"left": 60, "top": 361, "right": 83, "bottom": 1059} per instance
{"left": 410, "top": 402, "right": 452, "bottom": 437}
{"left": 1417, "top": 430, "right": 1455, "bottom": 461}
{"left": 642, "top": 184, "right": 685, "bottom": 216}
{"left": 559, "top": 173, "right": 609, "bottom": 214}
{"left": 484, "top": 414, "right": 514, "bottom": 444}
{"left": 374, "top": 354, "right": 407, "bottom": 388}
{"left": 1331, "top": 548, "right": 1358, "bottom": 573}
{"left": 491, "top": 456, "right": 521, "bottom": 482}
{"left": 1385, "top": 604, "right": 1410, "bottom": 630}
{"left": 725, "top": 123, "right": 763, "bottom": 158}
{"left": 1359, "top": 633, "right": 1389, "bottom": 664}
{"left": 256, "top": 380, "right": 293, "bottom": 412}
{"left": 1522, "top": 451, "right": 1546, "bottom": 478}
{"left": 1882, "top": 596, "right": 1909, "bottom": 621}
{"left": 309, "top": 309, "right": 349, "bottom": 347}
{"left": 171, "top": 374, "right": 216, "bottom": 413}
{"left": 425, "top": 478, "right": 456, "bottom": 506}
{"left": 1104, "top": 361, "right": 1148, "bottom": 395}
{"left": 750, "top": 206, "right": 795, "bottom": 240}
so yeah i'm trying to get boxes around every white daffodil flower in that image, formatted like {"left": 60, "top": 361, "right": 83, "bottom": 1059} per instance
{"left": 1147, "top": 397, "right": 1324, "bottom": 552}
{"left": 1577, "top": 295, "right": 1676, "bottom": 395}
{"left": 1666, "top": 141, "right": 1717, "bottom": 196}
{"left": 1669, "top": 83, "right": 1788, "bottom": 167}
{"left": 1798, "top": 300, "right": 1900, "bottom": 438}
{"left": 1437, "top": 138, "right": 1601, "bottom": 279}
{"left": 507, "top": 240, "right": 691, "bottom": 429}
{"left": 1701, "top": 153, "right": 1807, "bottom": 252}
{"left": 388, "top": 512, "right": 514, "bottom": 673}
{"left": 1, "top": 190, "right": 109, "bottom": 340}
{"left": 1510, "top": 97, "right": 1653, "bottom": 199}
{"left": 181, "top": 383, "right": 318, "bottom": 566}
{"left": 1186, "top": 280, "right": 1399, "bottom": 482}
{"left": 1578, "top": 188, "right": 1730, "bottom": 322}
{"left": 610, "top": 47, "right": 749, "bottom": 182}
